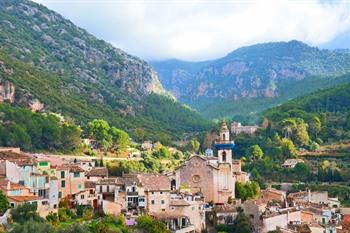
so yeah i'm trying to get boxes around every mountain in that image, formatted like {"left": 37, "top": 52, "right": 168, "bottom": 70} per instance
{"left": 0, "top": 0, "right": 211, "bottom": 143}
{"left": 151, "top": 40, "right": 350, "bottom": 120}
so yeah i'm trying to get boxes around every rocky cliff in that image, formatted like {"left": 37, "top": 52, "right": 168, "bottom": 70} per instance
{"left": 0, "top": 0, "right": 210, "bottom": 141}
{"left": 152, "top": 41, "right": 350, "bottom": 118}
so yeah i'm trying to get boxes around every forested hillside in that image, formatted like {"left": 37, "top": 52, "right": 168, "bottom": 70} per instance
{"left": 0, "top": 0, "right": 211, "bottom": 143}
{"left": 263, "top": 82, "right": 350, "bottom": 143}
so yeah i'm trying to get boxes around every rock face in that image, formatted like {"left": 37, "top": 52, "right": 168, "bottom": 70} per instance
{"left": 0, "top": 0, "right": 210, "bottom": 140}
{"left": 0, "top": 80, "right": 15, "bottom": 103}
{"left": 151, "top": 41, "right": 350, "bottom": 117}
{"left": 0, "top": 0, "right": 166, "bottom": 109}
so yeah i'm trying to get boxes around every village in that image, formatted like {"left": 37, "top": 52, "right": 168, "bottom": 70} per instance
{"left": 0, "top": 122, "right": 347, "bottom": 233}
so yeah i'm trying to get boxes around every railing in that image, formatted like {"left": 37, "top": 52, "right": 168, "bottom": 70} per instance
{"left": 214, "top": 140, "right": 235, "bottom": 144}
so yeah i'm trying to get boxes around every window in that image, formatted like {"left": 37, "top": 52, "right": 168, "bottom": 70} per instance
{"left": 161, "top": 200, "right": 165, "bottom": 204}
{"left": 132, "top": 186, "right": 136, "bottom": 192}
{"left": 160, "top": 192, "right": 163, "bottom": 194}
{"left": 61, "top": 180, "right": 65, "bottom": 188}
{"left": 60, "top": 171, "right": 65, "bottom": 179}
{"left": 107, "top": 186, "right": 110, "bottom": 192}
{"left": 81, "top": 195, "right": 85, "bottom": 199}
{"left": 39, "top": 161, "right": 48, "bottom": 166}
{"left": 222, "top": 151, "right": 227, "bottom": 162}
{"left": 10, "top": 203, "right": 15, "bottom": 208}
{"left": 58, "top": 192, "right": 62, "bottom": 198}
{"left": 151, "top": 200, "right": 155, "bottom": 205}
{"left": 99, "top": 186, "right": 102, "bottom": 193}
{"left": 74, "top": 172, "right": 80, "bottom": 178}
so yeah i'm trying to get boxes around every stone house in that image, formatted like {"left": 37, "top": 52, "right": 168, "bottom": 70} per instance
{"left": 169, "top": 196, "right": 206, "bottom": 232}
{"left": 138, "top": 173, "right": 171, "bottom": 214}
{"left": 262, "top": 208, "right": 301, "bottom": 232}
{"left": 151, "top": 211, "right": 196, "bottom": 233}
{"left": 260, "top": 188, "right": 287, "bottom": 204}
{"left": 86, "top": 167, "right": 108, "bottom": 181}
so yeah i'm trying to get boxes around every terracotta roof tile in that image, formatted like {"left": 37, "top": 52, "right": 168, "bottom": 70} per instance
{"left": 137, "top": 173, "right": 170, "bottom": 191}
{"left": 8, "top": 195, "right": 42, "bottom": 202}
{"left": 86, "top": 167, "right": 108, "bottom": 177}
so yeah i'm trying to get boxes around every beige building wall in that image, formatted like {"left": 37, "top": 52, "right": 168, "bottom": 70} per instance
{"left": 102, "top": 200, "right": 122, "bottom": 216}
{"left": 170, "top": 201, "right": 205, "bottom": 232}
{"left": 176, "top": 156, "right": 217, "bottom": 202}
{"left": 217, "top": 164, "right": 235, "bottom": 203}
{"left": 146, "top": 191, "right": 170, "bottom": 213}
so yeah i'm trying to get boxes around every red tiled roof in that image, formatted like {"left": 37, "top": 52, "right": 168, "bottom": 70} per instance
{"left": 86, "top": 167, "right": 108, "bottom": 177}
{"left": 137, "top": 173, "right": 170, "bottom": 191}
{"left": 8, "top": 195, "right": 42, "bottom": 202}
{"left": 0, "top": 151, "right": 36, "bottom": 166}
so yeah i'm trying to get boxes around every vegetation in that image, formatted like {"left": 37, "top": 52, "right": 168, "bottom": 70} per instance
{"left": 0, "top": 0, "right": 212, "bottom": 144}
{"left": 136, "top": 215, "right": 167, "bottom": 233}
{"left": 235, "top": 181, "right": 260, "bottom": 201}
{"left": 0, "top": 104, "right": 81, "bottom": 152}
{"left": 216, "top": 211, "right": 253, "bottom": 233}
{"left": 87, "top": 119, "right": 130, "bottom": 152}
{"left": 0, "top": 191, "right": 8, "bottom": 214}
{"left": 7, "top": 203, "right": 130, "bottom": 233}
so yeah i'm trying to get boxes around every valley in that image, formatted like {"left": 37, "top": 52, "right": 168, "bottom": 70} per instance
{"left": 0, "top": 0, "right": 349, "bottom": 233}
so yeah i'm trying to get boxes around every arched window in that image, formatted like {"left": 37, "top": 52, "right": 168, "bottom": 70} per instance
{"left": 222, "top": 133, "right": 226, "bottom": 141}
{"left": 222, "top": 151, "right": 227, "bottom": 162}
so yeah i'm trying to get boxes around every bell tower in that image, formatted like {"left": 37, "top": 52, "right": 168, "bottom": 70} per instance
{"left": 214, "top": 121, "right": 236, "bottom": 203}
{"left": 216, "top": 121, "right": 234, "bottom": 164}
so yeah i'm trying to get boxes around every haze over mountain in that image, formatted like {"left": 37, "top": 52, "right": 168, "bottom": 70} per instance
{"left": 151, "top": 41, "right": 350, "bottom": 119}
{"left": 0, "top": 0, "right": 210, "bottom": 142}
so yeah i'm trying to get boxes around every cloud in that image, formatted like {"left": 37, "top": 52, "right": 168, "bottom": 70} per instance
{"left": 33, "top": 0, "right": 350, "bottom": 61}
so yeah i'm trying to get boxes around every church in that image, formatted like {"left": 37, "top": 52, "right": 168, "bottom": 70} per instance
{"left": 173, "top": 122, "right": 249, "bottom": 203}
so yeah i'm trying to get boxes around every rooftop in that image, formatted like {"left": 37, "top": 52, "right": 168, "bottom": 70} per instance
{"left": 0, "top": 151, "right": 36, "bottom": 166}
{"left": 137, "top": 173, "right": 170, "bottom": 191}
{"left": 8, "top": 195, "right": 42, "bottom": 202}
{"left": 86, "top": 167, "right": 108, "bottom": 177}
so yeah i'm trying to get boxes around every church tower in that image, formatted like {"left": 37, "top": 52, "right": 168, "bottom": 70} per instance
{"left": 217, "top": 121, "right": 233, "bottom": 164}
{"left": 214, "top": 121, "right": 236, "bottom": 203}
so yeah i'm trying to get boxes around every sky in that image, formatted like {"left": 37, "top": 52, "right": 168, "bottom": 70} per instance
{"left": 33, "top": 0, "right": 350, "bottom": 61}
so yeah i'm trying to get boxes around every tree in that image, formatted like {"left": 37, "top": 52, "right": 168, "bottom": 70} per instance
{"left": 87, "top": 119, "right": 112, "bottom": 150}
{"left": 134, "top": 128, "right": 146, "bottom": 142}
{"left": 136, "top": 215, "right": 167, "bottom": 233}
{"left": 46, "top": 212, "right": 59, "bottom": 227}
{"left": 10, "top": 202, "right": 43, "bottom": 224}
{"left": 61, "top": 124, "right": 81, "bottom": 152}
{"left": 248, "top": 145, "right": 264, "bottom": 160}
{"left": 308, "top": 116, "right": 321, "bottom": 138}
{"left": 0, "top": 191, "right": 8, "bottom": 214}
{"left": 57, "top": 223, "right": 88, "bottom": 233}
{"left": 187, "top": 139, "right": 200, "bottom": 153}
{"left": 293, "top": 163, "right": 310, "bottom": 181}
{"left": 110, "top": 127, "right": 130, "bottom": 151}
{"left": 232, "top": 212, "right": 253, "bottom": 233}
{"left": 281, "top": 138, "right": 297, "bottom": 158}
{"left": 281, "top": 119, "right": 296, "bottom": 138}
{"left": 9, "top": 219, "right": 54, "bottom": 233}
{"left": 295, "top": 119, "right": 309, "bottom": 147}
